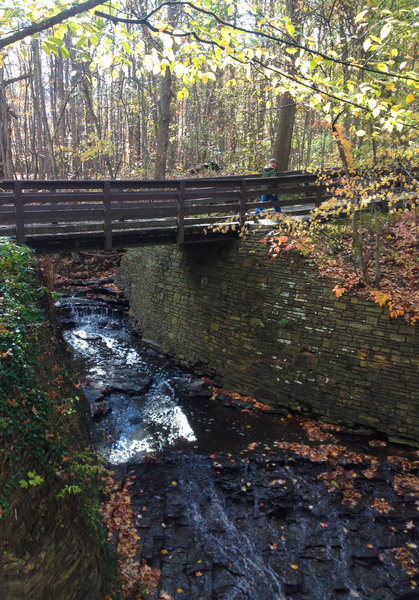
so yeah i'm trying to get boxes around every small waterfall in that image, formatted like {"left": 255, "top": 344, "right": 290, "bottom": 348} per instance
{"left": 184, "top": 459, "right": 286, "bottom": 599}
{"left": 56, "top": 297, "right": 127, "bottom": 330}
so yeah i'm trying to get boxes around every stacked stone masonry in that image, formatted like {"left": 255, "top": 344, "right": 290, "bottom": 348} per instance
{"left": 116, "top": 234, "right": 419, "bottom": 445}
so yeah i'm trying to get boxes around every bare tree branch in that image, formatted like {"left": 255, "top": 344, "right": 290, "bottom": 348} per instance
{"left": 2, "top": 74, "right": 30, "bottom": 87}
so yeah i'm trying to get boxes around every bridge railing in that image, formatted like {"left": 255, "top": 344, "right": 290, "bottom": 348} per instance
{"left": 0, "top": 172, "right": 319, "bottom": 250}
{"left": 0, "top": 168, "right": 414, "bottom": 251}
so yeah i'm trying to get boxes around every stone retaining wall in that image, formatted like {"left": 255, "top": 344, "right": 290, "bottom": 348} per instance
{"left": 116, "top": 234, "right": 418, "bottom": 445}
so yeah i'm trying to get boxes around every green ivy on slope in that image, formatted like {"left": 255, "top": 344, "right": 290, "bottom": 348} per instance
{"left": 0, "top": 239, "right": 51, "bottom": 508}
{"left": 0, "top": 239, "right": 120, "bottom": 597}
{"left": 0, "top": 239, "right": 102, "bottom": 524}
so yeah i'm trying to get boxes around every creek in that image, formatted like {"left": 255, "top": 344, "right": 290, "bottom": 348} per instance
{"left": 57, "top": 297, "right": 418, "bottom": 600}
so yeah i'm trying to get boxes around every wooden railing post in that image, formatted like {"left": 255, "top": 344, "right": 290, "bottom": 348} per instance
{"left": 13, "top": 181, "right": 25, "bottom": 244}
{"left": 239, "top": 180, "right": 247, "bottom": 226}
{"left": 177, "top": 180, "right": 185, "bottom": 244}
{"left": 103, "top": 181, "right": 112, "bottom": 250}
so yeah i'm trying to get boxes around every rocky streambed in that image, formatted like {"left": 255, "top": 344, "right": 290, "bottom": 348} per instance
{"left": 56, "top": 294, "right": 419, "bottom": 600}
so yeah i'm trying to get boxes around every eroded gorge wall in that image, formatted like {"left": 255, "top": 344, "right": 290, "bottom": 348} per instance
{"left": 116, "top": 235, "right": 418, "bottom": 445}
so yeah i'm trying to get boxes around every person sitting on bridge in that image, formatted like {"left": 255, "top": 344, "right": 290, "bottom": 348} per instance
{"left": 255, "top": 158, "right": 282, "bottom": 216}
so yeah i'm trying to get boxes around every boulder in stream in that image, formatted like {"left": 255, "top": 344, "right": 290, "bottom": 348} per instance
{"left": 90, "top": 401, "right": 112, "bottom": 419}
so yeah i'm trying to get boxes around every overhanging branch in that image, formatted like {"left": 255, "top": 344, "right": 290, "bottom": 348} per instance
{"left": 0, "top": 0, "right": 110, "bottom": 51}
{"left": 2, "top": 74, "right": 30, "bottom": 87}
{"left": 96, "top": 1, "right": 419, "bottom": 84}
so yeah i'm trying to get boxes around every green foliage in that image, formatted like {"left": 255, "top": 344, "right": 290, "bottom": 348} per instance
{"left": 57, "top": 484, "right": 82, "bottom": 497}
{"left": 19, "top": 471, "right": 44, "bottom": 488}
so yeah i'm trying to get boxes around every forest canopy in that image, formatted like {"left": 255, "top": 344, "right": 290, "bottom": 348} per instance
{"left": 0, "top": 0, "right": 417, "bottom": 179}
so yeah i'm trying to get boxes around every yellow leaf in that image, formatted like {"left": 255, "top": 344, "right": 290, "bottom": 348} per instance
{"left": 363, "top": 38, "right": 371, "bottom": 52}
{"left": 291, "top": 564, "right": 299, "bottom": 569}
{"left": 370, "top": 290, "right": 389, "bottom": 307}
{"left": 171, "top": 481, "right": 178, "bottom": 486}
{"left": 406, "top": 94, "right": 415, "bottom": 105}
{"left": 285, "top": 19, "right": 295, "bottom": 36}
{"left": 380, "top": 22, "right": 392, "bottom": 40}
{"left": 333, "top": 285, "right": 346, "bottom": 298}
{"left": 161, "top": 549, "right": 168, "bottom": 555}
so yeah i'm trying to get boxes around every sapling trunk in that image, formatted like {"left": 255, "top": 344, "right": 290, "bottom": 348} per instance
{"left": 374, "top": 211, "right": 382, "bottom": 288}
{"left": 332, "top": 122, "right": 371, "bottom": 286}
{"left": 351, "top": 204, "right": 370, "bottom": 285}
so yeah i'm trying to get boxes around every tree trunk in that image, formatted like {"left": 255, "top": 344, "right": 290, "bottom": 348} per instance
{"left": 271, "top": 0, "right": 298, "bottom": 170}
{"left": 154, "top": 64, "right": 172, "bottom": 179}
{"left": 305, "top": 110, "right": 313, "bottom": 169}
{"left": 0, "top": 74, "right": 9, "bottom": 178}
{"left": 0, "top": 69, "right": 20, "bottom": 178}
{"left": 81, "top": 69, "right": 114, "bottom": 178}
{"left": 272, "top": 92, "right": 296, "bottom": 170}
{"left": 154, "top": 4, "right": 177, "bottom": 179}
{"left": 32, "top": 39, "right": 58, "bottom": 179}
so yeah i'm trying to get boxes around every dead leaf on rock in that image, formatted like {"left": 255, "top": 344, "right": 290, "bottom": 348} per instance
{"left": 372, "top": 498, "right": 394, "bottom": 514}
{"left": 391, "top": 547, "right": 417, "bottom": 577}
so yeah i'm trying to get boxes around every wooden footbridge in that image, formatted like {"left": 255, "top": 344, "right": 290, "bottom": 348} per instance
{"left": 0, "top": 172, "right": 322, "bottom": 252}
{"left": 3, "top": 166, "right": 414, "bottom": 253}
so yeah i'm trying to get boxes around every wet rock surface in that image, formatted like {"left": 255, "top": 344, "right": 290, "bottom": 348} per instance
{"left": 124, "top": 449, "right": 418, "bottom": 600}
{"left": 57, "top": 297, "right": 419, "bottom": 600}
